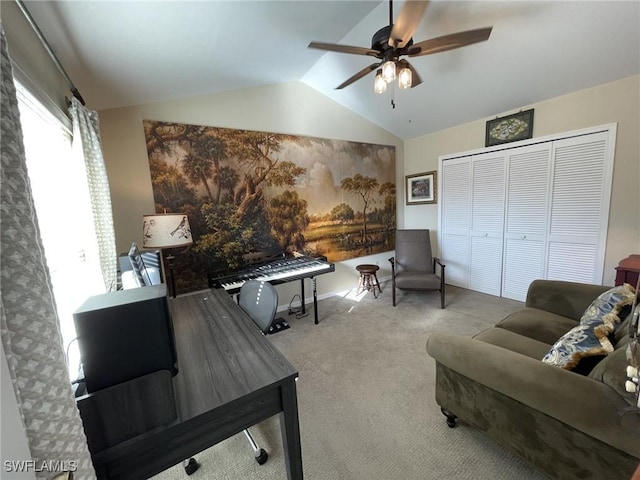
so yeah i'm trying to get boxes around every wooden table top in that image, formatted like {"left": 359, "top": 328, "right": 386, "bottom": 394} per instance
{"left": 169, "top": 289, "right": 298, "bottom": 421}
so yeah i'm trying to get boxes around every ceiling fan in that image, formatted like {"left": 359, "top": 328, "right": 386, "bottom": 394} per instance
{"left": 308, "top": 0, "right": 493, "bottom": 92}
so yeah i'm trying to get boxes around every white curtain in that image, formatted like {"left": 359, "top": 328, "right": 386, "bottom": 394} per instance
{"left": 69, "top": 97, "right": 118, "bottom": 292}
{"left": 0, "top": 23, "right": 95, "bottom": 479}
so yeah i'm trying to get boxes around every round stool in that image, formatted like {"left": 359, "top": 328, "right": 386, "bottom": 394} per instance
{"left": 356, "top": 264, "right": 382, "bottom": 298}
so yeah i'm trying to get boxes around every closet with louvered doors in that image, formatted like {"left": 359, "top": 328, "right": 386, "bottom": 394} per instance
{"left": 468, "top": 151, "right": 506, "bottom": 297}
{"left": 501, "top": 143, "right": 552, "bottom": 301}
{"left": 439, "top": 124, "right": 616, "bottom": 301}
{"left": 440, "top": 157, "right": 471, "bottom": 289}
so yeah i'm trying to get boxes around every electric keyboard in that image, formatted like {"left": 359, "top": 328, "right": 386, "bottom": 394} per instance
{"left": 208, "top": 255, "right": 335, "bottom": 325}
{"left": 209, "top": 256, "right": 334, "bottom": 293}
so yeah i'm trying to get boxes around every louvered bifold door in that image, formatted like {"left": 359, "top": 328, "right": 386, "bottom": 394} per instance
{"left": 546, "top": 131, "right": 613, "bottom": 284}
{"left": 441, "top": 157, "right": 471, "bottom": 288}
{"left": 502, "top": 144, "right": 551, "bottom": 301}
{"left": 468, "top": 152, "right": 506, "bottom": 296}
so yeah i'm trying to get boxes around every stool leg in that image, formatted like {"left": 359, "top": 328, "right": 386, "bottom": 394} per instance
{"left": 373, "top": 274, "right": 381, "bottom": 295}
{"left": 370, "top": 274, "right": 379, "bottom": 298}
{"left": 356, "top": 274, "right": 364, "bottom": 295}
{"left": 371, "top": 276, "right": 378, "bottom": 298}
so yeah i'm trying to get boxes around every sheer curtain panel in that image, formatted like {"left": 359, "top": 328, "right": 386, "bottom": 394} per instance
{"left": 0, "top": 24, "right": 95, "bottom": 479}
{"left": 69, "top": 97, "right": 117, "bottom": 293}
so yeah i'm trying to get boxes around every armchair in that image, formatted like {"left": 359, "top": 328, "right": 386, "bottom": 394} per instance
{"left": 388, "top": 229, "right": 445, "bottom": 308}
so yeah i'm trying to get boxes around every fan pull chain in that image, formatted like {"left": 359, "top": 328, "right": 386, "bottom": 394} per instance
{"left": 391, "top": 82, "right": 396, "bottom": 109}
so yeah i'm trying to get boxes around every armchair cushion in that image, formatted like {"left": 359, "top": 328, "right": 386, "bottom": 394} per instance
{"left": 395, "top": 270, "right": 441, "bottom": 290}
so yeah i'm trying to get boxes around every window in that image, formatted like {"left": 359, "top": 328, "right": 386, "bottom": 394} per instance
{"left": 16, "top": 81, "right": 106, "bottom": 379}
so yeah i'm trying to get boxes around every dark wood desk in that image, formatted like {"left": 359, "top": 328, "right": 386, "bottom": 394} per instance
{"left": 83, "top": 288, "right": 303, "bottom": 479}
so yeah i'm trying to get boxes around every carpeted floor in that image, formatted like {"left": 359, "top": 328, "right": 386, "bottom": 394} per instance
{"left": 153, "top": 284, "right": 549, "bottom": 480}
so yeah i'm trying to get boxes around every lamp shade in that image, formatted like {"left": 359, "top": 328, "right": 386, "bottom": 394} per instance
{"left": 398, "top": 66, "right": 412, "bottom": 89}
{"left": 374, "top": 69, "right": 387, "bottom": 94}
{"left": 142, "top": 214, "right": 192, "bottom": 249}
{"left": 381, "top": 60, "right": 396, "bottom": 83}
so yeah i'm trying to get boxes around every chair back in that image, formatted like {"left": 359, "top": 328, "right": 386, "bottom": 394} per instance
{"left": 239, "top": 280, "right": 279, "bottom": 334}
{"left": 395, "top": 229, "right": 433, "bottom": 273}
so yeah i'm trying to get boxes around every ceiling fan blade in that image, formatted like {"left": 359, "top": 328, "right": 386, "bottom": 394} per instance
{"left": 407, "top": 26, "right": 493, "bottom": 57}
{"left": 389, "top": 0, "right": 429, "bottom": 49}
{"left": 336, "top": 63, "right": 381, "bottom": 89}
{"left": 308, "top": 41, "right": 380, "bottom": 58}
{"left": 399, "top": 59, "right": 423, "bottom": 87}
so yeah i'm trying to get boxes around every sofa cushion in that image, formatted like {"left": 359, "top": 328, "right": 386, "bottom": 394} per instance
{"left": 495, "top": 308, "right": 578, "bottom": 345}
{"left": 588, "top": 347, "right": 638, "bottom": 407}
{"left": 541, "top": 321, "right": 614, "bottom": 371}
{"left": 614, "top": 313, "right": 634, "bottom": 348}
{"left": 579, "top": 283, "right": 636, "bottom": 326}
{"left": 474, "top": 327, "right": 551, "bottom": 360}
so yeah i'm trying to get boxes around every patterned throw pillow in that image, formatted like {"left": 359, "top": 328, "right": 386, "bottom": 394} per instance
{"left": 579, "top": 283, "right": 636, "bottom": 327}
{"left": 542, "top": 321, "right": 614, "bottom": 370}
{"left": 542, "top": 283, "right": 636, "bottom": 371}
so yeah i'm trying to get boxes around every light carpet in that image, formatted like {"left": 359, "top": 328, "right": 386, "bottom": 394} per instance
{"left": 153, "top": 284, "right": 549, "bottom": 480}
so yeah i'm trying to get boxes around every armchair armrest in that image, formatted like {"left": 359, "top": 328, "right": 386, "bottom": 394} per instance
{"left": 525, "top": 280, "right": 609, "bottom": 321}
{"left": 433, "top": 257, "right": 445, "bottom": 283}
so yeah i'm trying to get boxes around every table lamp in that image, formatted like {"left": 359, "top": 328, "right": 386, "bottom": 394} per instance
{"left": 142, "top": 213, "right": 192, "bottom": 297}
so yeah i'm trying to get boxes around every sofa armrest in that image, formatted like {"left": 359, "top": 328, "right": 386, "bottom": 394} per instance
{"left": 525, "top": 280, "right": 610, "bottom": 321}
{"left": 426, "top": 332, "right": 640, "bottom": 457}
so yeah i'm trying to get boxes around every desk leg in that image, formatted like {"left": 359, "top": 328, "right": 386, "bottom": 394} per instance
{"left": 280, "top": 379, "right": 303, "bottom": 480}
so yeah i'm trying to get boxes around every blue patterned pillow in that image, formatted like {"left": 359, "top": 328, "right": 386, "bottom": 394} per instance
{"left": 542, "top": 321, "right": 614, "bottom": 370}
{"left": 543, "top": 283, "right": 636, "bottom": 371}
{"left": 579, "top": 283, "right": 636, "bottom": 327}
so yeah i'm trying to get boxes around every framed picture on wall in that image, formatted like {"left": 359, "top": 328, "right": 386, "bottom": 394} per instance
{"left": 485, "top": 109, "right": 534, "bottom": 147}
{"left": 406, "top": 171, "right": 437, "bottom": 205}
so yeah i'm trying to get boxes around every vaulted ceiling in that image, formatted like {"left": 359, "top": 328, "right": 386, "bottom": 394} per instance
{"left": 20, "top": 0, "right": 640, "bottom": 139}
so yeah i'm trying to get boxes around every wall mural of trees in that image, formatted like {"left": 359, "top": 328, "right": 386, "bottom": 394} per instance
{"left": 143, "top": 120, "right": 396, "bottom": 294}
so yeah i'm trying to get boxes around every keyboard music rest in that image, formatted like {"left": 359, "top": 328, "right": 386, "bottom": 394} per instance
{"left": 208, "top": 255, "right": 335, "bottom": 325}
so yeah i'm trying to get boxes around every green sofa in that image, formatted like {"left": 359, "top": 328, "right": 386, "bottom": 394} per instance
{"left": 427, "top": 280, "right": 640, "bottom": 480}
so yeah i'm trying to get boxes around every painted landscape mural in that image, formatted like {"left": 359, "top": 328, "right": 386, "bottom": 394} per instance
{"left": 143, "top": 120, "right": 396, "bottom": 294}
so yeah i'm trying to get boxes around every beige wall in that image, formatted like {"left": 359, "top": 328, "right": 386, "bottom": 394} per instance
{"left": 404, "top": 75, "right": 640, "bottom": 286}
{"left": 98, "top": 81, "right": 404, "bottom": 301}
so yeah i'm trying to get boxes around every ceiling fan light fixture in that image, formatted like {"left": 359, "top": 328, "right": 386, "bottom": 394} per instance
{"left": 398, "top": 66, "right": 412, "bottom": 89}
{"left": 374, "top": 69, "right": 387, "bottom": 94}
{"left": 381, "top": 60, "right": 396, "bottom": 83}
{"left": 309, "top": 1, "right": 493, "bottom": 93}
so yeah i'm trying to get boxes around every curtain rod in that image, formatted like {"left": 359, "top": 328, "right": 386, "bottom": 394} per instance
{"left": 15, "top": 0, "right": 85, "bottom": 106}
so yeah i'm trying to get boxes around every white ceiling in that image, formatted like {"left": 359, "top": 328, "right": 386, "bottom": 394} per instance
{"left": 21, "top": 0, "right": 640, "bottom": 139}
